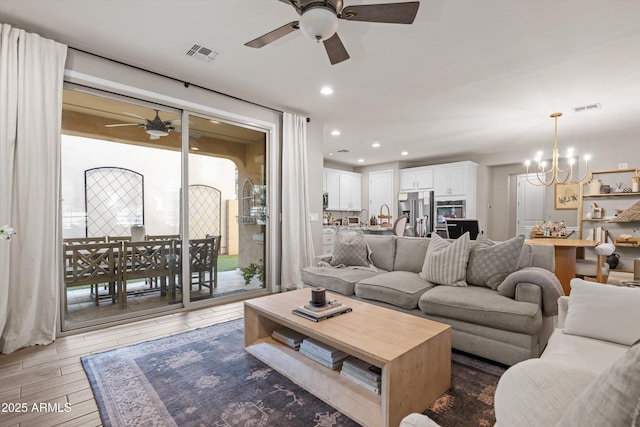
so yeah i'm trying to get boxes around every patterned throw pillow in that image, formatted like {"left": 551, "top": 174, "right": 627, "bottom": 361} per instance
{"left": 419, "top": 232, "right": 470, "bottom": 286}
{"left": 330, "top": 230, "right": 371, "bottom": 267}
{"left": 466, "top": 235, "right": 525, "bottom": 289}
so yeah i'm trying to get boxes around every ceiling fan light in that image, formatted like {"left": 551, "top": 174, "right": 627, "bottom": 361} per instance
{"left": 299, "top": 7, "right": 338, "bottom": 42}
{"left": 146, "top": 129, "right": 169, "bottom": 137}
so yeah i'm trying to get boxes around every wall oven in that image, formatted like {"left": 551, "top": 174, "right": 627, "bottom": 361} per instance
{"left": 435, "top": 200, "right": 466, "bottom": 232}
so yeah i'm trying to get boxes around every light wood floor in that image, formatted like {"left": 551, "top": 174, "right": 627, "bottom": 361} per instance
{"left": 0, "top": 301, "right": 245, "bottom": 427}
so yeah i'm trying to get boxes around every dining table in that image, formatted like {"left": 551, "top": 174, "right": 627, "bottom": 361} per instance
{"left": 525, "top": 238, "right": 599, "bottom": 295}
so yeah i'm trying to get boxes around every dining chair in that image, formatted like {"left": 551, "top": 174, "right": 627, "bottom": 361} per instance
{"left": 122, "top": 240, "right": 174, "bottom": 307}
{"left": 188, "top": 236, "right": 219, "bottom": 295}
{"left": 63, "top": 241, "right": 121, "bottom": 308}
{"left": 575, "top": 241, "right": 617, "bottom": 284}
{"left": 393, "top": 215, "right": 408, "bottom": 237}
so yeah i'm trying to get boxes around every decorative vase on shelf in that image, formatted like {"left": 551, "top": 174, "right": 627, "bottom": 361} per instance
{"left": 588, "top": 178, "right": 602, "bottom": 195}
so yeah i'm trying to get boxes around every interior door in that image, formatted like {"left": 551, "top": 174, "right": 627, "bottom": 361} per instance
{"left": 369, "top": 170, "right": 394, "bottom": 221}
{"left": 516, "top": 174, "right": 545, "bottom": 237}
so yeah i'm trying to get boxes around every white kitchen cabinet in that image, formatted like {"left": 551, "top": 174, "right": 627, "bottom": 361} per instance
{"left": 324, "top": 169, "right": 341, "bottom": 210}
{"left": 433, "top": 161, "right": 477, "bottom": 197}
{"left": 323, "top": 168, "right": 362, "bottom": 211}
{"left": 339, "top": 172, "right": 362, "bottom": 210}
{"left": 400, "top": 166, "right": 434, "bottom": 191}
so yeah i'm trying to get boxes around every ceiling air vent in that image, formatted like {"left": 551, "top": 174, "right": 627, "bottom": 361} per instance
{"left": 186, "top": 44, "right": 221, "bottom": 63}
{"left": 337, "top": 149, "right": 351, "bottom": 153}
{"left": 573, "top": 103, "right": 601, "bottom": 113}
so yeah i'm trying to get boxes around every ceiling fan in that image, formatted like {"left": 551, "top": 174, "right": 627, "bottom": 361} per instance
{"left": 245, "top": 0, "right": 420, "bottom": 65}
{"left": 105, "top": 110, "right": 177, "bottom": 139}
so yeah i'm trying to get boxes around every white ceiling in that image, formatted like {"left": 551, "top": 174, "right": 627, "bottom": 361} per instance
{"left": 1, "top": 0, "right": 640, "bottom": 167}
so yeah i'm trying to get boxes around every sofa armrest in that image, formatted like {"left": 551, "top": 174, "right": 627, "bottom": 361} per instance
{"left": 514, "top": 282, "right": 543, "bottom": 307}
{"left": 495, "top": 358, "right": 596, "bottom": 427}
{"left": 313, "top": 254, "right": 332, "bottom": 266}
{"left": 400, "top": 413, "right": 442, "bottom": 427}
{"left": 556, "top": 296, "right": 569, "bottom": 328}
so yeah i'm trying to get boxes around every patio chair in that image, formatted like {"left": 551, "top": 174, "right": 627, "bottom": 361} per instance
{"left": 122, "top": 240, "right": 174, "bottom": 307}
{"left": 64, "top": 242, "right": 121, "bottom": 308}
{"left": 189, "top": 235, "right": 221, "bottom": 295}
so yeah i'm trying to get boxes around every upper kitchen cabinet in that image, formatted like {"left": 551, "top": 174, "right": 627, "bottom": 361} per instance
{"left": 323, "top": 168, "right": 362, "bottom": 211}
{"left": 433, "top": 161, "right": 478, "bottom": 197}
{"left": 339, "top": 171, "right": 362, "bottom": 211}
{"left": 400, "top": 166, "right": 434, "bottom": 191}
{"left": 324, "top": 168, "right": 341, "bottom": 210}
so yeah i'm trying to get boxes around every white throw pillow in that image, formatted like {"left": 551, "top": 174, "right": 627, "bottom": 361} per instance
{"left": 419, "top": 232, "right": 470, "bottom": 287}
{"left": 563, "top": 278, "right": 640, "bottom": 346}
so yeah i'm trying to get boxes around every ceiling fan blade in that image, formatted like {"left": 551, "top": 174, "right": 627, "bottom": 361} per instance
{"left": 105, "top": 123, "right": 141, "bottom": 128}
{"left": 340, "top": 2, "right": 420, "bottom": 24}
{"left": 323, "top": 33, "right": 350, "bottom": 65}
{"left": 122, "top": 112, "right": 149, "bottom": 121}
{"left": 245, "top": 21, "right": 299, "bottom": 48}
{"left": 277, "top": 0, "right": 302, "bottom": 14}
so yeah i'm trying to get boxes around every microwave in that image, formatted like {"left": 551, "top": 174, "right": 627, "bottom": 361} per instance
{"left": 346, "top": 216, "right": 360, "bottom": 226}
{"left": 436, "top": 200, "right": 466, "bottom": 227}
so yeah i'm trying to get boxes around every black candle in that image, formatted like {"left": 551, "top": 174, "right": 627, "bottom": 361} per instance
{"left": 311, "top": 287, "right": 326, "bottom": 306}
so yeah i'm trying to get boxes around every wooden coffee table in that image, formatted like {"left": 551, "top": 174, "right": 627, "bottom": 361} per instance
{"left": 244, "top": 289, "right": 451, "bottom": 427}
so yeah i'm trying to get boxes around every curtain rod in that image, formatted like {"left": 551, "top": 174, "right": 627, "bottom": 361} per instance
{"left": 68, "top": 46, "right": 285, "bottom": 115}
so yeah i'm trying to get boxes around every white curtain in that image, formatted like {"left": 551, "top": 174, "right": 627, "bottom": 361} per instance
{"left": 281, "top": 112, "right": 315, "bottom": 290}
{"left": 0, "top": 24, "right": 67, "bottom": 354}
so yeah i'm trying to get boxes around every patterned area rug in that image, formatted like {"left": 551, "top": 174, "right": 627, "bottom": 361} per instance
{"left": 82, "top": 319, "right": 505, "bottom": 427}
{"left": 424, "top": 351, "right": 506, "bottom": 427}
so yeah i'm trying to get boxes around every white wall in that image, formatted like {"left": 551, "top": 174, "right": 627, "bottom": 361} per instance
{"left": 62, "top": 135, "right": 236, "bottom": 241}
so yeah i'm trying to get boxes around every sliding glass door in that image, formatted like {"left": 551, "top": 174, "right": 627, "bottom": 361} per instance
{"left": 61, "top": 85, "right": 271, "bottom": 331}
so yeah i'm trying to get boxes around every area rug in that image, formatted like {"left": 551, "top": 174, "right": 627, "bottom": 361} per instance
{"left": 82, "top": 319, "right": 505, "bottom": 427}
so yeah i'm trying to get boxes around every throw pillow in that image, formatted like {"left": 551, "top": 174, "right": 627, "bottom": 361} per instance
{"left": 330, "top": 230, "right": 371, "bottom": 267}
{"left": 466, "top": 235, "right": 525, "bottom": 289}
{"left": 563, "top": 278, "right": 640, "bottom": 346}
{"left": 419, "top": 232, "right": 470, "bottom": 286}
{"left": 556, "top": 342, "right": 640, "bottom": 427}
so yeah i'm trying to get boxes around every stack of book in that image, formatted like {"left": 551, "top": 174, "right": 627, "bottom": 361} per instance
{"left": 292, "top": 301, "right": 352, "bottom": 322}
{"left": 299, "top": 338, "right": 349, "bottom": 370}
{"left": 271, "top": 327, "right": 306, "bottom": 350}
{"left": 340, "top": 357, "right": 382, "bottom": 394}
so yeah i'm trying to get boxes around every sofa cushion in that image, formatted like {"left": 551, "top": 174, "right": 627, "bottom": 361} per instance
{"left": 494, "top": 358, "right": 597, "bottom": 427}
{"left": 563, "top": 278, "right": 640, "bottom": 346}
{"left": 418, "top": 285, "right": 542, "bottom": 334}
{"left": 466, "top": 235, "right": 525, "bottom": 289}
{"left": 355, "top": 271, "right": 436, "bottom": 309}
{"left": 557, "top": 342, "right": 640, "bottom": 427}
{"left": 393, "top": 237, "right": 430, "bottom": 273}
{"left": 517, "top": 243, "right": 534, "bottom": 269}
{"left": 330, "top": 230, "right": 371, "bottom": 267}
{"left": 364, "top": 235, "right": 396, "bottom": 272}
{"left": 419, "top": 232, "right": 470, "bottom": 287}
{"left": 301, "top": 267, "right": 379, "bottom": 296}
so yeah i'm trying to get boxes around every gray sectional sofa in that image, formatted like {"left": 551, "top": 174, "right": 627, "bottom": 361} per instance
{"left": 301, "top": 234, "right": 559, "bottom": 366}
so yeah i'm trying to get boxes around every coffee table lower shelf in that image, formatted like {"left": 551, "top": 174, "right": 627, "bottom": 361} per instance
{"left": 246, "top": 337, "right": 383, "bottom": 427}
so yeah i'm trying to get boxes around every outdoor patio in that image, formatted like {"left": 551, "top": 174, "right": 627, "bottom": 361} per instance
{"left": 65, "top": 269, "right": 263, "bottom": 324}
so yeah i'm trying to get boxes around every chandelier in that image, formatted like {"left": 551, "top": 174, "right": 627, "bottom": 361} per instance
{"left": 524, "top": 112, "right": 591, "bottom": 186}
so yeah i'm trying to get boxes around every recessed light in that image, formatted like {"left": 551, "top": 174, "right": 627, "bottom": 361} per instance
{"left": 372, "top": 142, "right": 381, "bottom": 148}
{"left": 401, "top": 151, "right": 409, "bottom": 156}
{"left": 328, "top": 153, "right": 334, "bottom": 156}
{"left": 320, "top": 86, "right": 334, "bottom": 95}
{"left": 331, "top": 129, "right": 341, "bottom": 136}
{"left": 357, "top": 159, "right": 364, "bottom": 163}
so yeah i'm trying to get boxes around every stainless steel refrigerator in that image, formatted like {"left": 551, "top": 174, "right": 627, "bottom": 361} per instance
{"left": 398, "top": 191, "right": 434, "bottom": 237}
